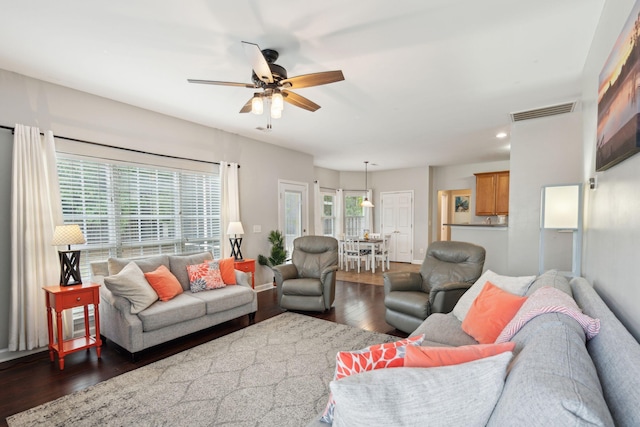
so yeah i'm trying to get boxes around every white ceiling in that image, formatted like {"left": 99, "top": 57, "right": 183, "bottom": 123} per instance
{"left": 0, "top": 0, "right": 605, "bottom": 171}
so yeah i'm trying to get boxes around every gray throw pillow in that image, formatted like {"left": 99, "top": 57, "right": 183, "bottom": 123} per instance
{"left": 331, "top": 352, "right": 512, "bottom": 427}
{"left": 104, "top": 261, "right": 158, "bottom": 314}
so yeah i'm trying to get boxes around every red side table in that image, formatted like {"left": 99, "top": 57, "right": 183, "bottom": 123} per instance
{"left": 43, "top": 283, "right": 102, "bottom": 370}
{"left": 234, "top": 258, "right": 256, "bottom": 289}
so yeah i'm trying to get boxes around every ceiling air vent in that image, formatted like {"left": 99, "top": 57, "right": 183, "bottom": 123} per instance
{"left": 510, "top": 102, "right": 576, "bottom": 122}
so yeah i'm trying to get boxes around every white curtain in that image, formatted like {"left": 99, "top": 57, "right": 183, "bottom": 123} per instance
{"left": 220, "top": 162, "right": 240, "bottom": 258}
{"left": 314, "top": 181, "right": 322, "bottom": 235}
{"left": 365, "top": 189, "right": 373, "bottom": 230}
{"left": 335, "top": 189, "right": 344, "bottom": 240}
{"left": 9, "top": 125, "right": 64, "bottom": 351}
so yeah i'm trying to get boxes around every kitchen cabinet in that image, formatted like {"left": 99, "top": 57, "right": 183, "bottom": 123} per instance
{"left": 474, "top": 171, "right": 509, "bottom": 216}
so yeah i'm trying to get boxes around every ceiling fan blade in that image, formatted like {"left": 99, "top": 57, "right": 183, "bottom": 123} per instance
{"left": 242, "top": 41, "right": 273, "bottom": 84}
{"left": 282, "top": 90, "right": 321, "bottom": 112}
{"left": 239, "top": 97, "right": 253, "bottom": 113}
{"left": 188, "top": 79, "right": 254, "bottom": 88}
{"left": 280, "top": 70, "right": 344, "bottom": 89}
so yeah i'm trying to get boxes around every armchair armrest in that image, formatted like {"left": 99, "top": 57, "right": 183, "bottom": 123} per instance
{"left": 320, "top": 265, "right": 339, "bottom": 284}
{"left": 429, "top": 281, "right": 474, "bottom": 314}
{"left": 383, "top": 272, "right": 423, "bottom": 295}
{"left": 272, "top": 263, "right": 298, "bottom": 286}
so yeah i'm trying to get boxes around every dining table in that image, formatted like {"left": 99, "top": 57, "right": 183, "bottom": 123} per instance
{"left": 340, "top": 238, "right": 384, "bottom": 273}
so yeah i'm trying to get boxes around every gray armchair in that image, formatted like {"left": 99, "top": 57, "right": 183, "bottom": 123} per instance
{"left": 383, "top": 241, "right": 485, "bottom": 333}
{"left": 273, "top": 236, "right": 339, "bottom": 312}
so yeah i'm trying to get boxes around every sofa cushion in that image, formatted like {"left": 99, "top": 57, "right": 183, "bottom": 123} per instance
{"left": 137, "top": 293, "right": 206, "bottom": 332}
{"left": 452, "top": 270, "right": 535, "bottom": 322}
{"left": 331, "top": 352, "right": 512, "bottom": 427}
{"left": 411, "top": 313, "right": 478, "bottom": 347}
{"left": 385, "top": 291, "right": 430, "bottom": 319}
{"left": 104, "top": 261, "right": 158, "bottom": 314}
{"left": 168, "top": 252, "right": 213, "bottom": 291}
{"left": 188, "top": 285, "right": 255, "bottom": 314}
{"left": 404, "top": 342, "right": 515, "bottom": 368}
{"left": 108, "top": 255, "right": 170, "bottom": 275}
{"left": 526, "top": 269, "right": 571, "bottom": 296}
{"left": 487, "top": 313, "right": 614, "bottom": 426}
{"left": 321, "top": 336, "right": 424, "bottom": 424}
{"left": 144, "top": 265, "right": 183, "bottom": 302}
{"left": 462, "top": 281, "right": 527, "bottom": 344}
{"left": 281, "top": 278, "right": 323, "bottom": 296}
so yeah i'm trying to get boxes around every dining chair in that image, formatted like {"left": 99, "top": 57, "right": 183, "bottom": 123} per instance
{"left": 372, "top": 234, "right": 391, "bottom": 272}
{"left": 343, "top": 239, "right": 368, "bottom": 273}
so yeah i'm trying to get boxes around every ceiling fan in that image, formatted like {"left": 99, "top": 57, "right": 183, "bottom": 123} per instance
{"left": 188, "top": 41, "right": 344, "bottom": 119}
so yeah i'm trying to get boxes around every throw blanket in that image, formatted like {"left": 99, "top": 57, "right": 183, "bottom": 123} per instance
{"left": 496, "top": 286, "right": 600, "bottom": 343}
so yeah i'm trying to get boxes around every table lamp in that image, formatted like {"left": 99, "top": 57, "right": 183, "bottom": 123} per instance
{"left": 52, "top": 224, "right": 86, "bottom": 286}
{"left": 227, "top": 221, "right": 245, "bottom": 261}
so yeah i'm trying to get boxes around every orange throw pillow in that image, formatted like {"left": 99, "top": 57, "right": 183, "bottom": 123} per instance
{"left": 462, "top": 281, "right": 527, "bottom": 344}
{"left": 404, "top": 342, "right": 515, "bottom": 368}
{"left": 144, "top": 265, "right": 183, "bottom": 301}
{"left": 218, "top": 258, "right": 236, "bottom": 285}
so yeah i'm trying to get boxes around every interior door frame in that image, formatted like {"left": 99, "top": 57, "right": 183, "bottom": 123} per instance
{"left": 380, "top": 190, "right": 414, "bottom": 263}
{"left": 278, "top": 180, "right": 309, "bottom": 253}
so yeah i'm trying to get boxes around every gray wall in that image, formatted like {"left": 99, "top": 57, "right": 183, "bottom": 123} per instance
{"left": 508, "top": 112, "right": 583, "bottom": 276}
{"left": 582, "top": 0, "right": 640, "bottom": 341}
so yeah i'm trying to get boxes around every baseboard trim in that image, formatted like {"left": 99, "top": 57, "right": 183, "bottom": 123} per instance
{"left": 254, "top": 283, "right": 275, "bottom": 292}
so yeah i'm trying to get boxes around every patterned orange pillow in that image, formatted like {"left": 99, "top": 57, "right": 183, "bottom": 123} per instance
{"left": 321, "top": 335, "right": 425, "bottom": 423}
{"left": 186, "top": 260, "right": 225, "bottom": 292}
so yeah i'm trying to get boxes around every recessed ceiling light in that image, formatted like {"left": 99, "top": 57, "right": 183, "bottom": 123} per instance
{"left": 496, "top": 132, "right": 508, "bottom": 139}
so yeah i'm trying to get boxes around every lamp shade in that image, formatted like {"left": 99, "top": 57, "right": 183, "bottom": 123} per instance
{"left": 542, "top": 185, "right": 580, "bottom": 229}
{"left": 52, "top": 224, "right": 86, "bottom": 246}
{"left": 251, "top": 94, "right": 263, "bottom": 115}
{"left": 227, "top": 221, "right": 245, "bottom": 235}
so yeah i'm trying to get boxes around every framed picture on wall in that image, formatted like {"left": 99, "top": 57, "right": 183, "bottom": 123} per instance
{"left": 455, "top": 196, "right": 469, "bottom": 213}
{"left": 597, "top": 0, "right": 640, "bottom": 171}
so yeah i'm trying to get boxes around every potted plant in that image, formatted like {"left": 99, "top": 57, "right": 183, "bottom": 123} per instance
{"left": 258, "top": 230, "right": 288, "bottom": 283}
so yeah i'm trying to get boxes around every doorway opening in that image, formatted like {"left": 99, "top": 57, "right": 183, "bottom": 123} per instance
{"left": 437, "top": 189, "right": 471, "bottom": 241}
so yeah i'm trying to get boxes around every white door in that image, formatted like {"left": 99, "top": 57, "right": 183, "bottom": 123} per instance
{"left": 380, "top": 191, "right": 414, "bottom": 263}
{"left": 278, "top": 180, "right": 309, "bottom": 257}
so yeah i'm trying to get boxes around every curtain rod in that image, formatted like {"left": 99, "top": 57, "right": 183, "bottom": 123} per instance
{"left": 0, "top": 124, "right": 239, "bottom": 168}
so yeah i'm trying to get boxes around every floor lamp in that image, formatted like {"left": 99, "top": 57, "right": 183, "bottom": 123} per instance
{"left": 539, "top": 184, "right": 583, "bottom": 277}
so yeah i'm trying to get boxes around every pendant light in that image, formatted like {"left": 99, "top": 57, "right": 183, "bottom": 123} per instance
{"left": 361, "top": 161, "right": 374, "bottom": 208}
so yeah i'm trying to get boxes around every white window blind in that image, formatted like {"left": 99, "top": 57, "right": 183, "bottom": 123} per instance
{"left": 57, "top": 154, "right": 222, "bottom": 282}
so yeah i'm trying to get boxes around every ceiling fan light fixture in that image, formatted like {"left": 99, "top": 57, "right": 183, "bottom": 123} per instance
{"left": 251, "top": 94, "right": 263, "bottom": 115}
{"left": 271, "top": 91, "right": 284, "bottom": 111}
{"left": 270, "top": 103, "right": 282, "bottom": 119}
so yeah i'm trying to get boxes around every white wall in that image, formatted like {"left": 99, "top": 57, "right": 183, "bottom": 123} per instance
{"left": 508, "top": 112, "right": 584, "bottom": 275}
{"left": 581, "top": 0, "right": 640, "bottom": 340}
{"left": 0, "top": 68, "right": 316, "bottom": 351}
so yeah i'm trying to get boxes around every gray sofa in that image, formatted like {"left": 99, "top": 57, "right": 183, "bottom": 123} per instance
{"left": 309, "top": 270, "right": 640, "bottom": 426}
{"left": 91, "top": 251, "right": 257, "bottom": 356}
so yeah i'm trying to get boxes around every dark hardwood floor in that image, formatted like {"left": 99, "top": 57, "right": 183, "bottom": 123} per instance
{"left": 0, "top": 281, "right": 406, "bottom": 426}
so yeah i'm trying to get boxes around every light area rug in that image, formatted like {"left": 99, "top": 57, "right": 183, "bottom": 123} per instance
{"left": 7, "top": 313, "right": 396, "bottom": 427}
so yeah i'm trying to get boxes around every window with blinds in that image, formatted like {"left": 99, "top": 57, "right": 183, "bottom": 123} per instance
{"left": 57, "top": 155, "right": 222, "bottom": 282}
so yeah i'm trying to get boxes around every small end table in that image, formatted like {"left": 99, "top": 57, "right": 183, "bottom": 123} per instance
{"left": 234, "top": 258, "right": 256, "bottom": 289}
{"left": 43, "top": 283, "right": 102, "bottom": 370}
